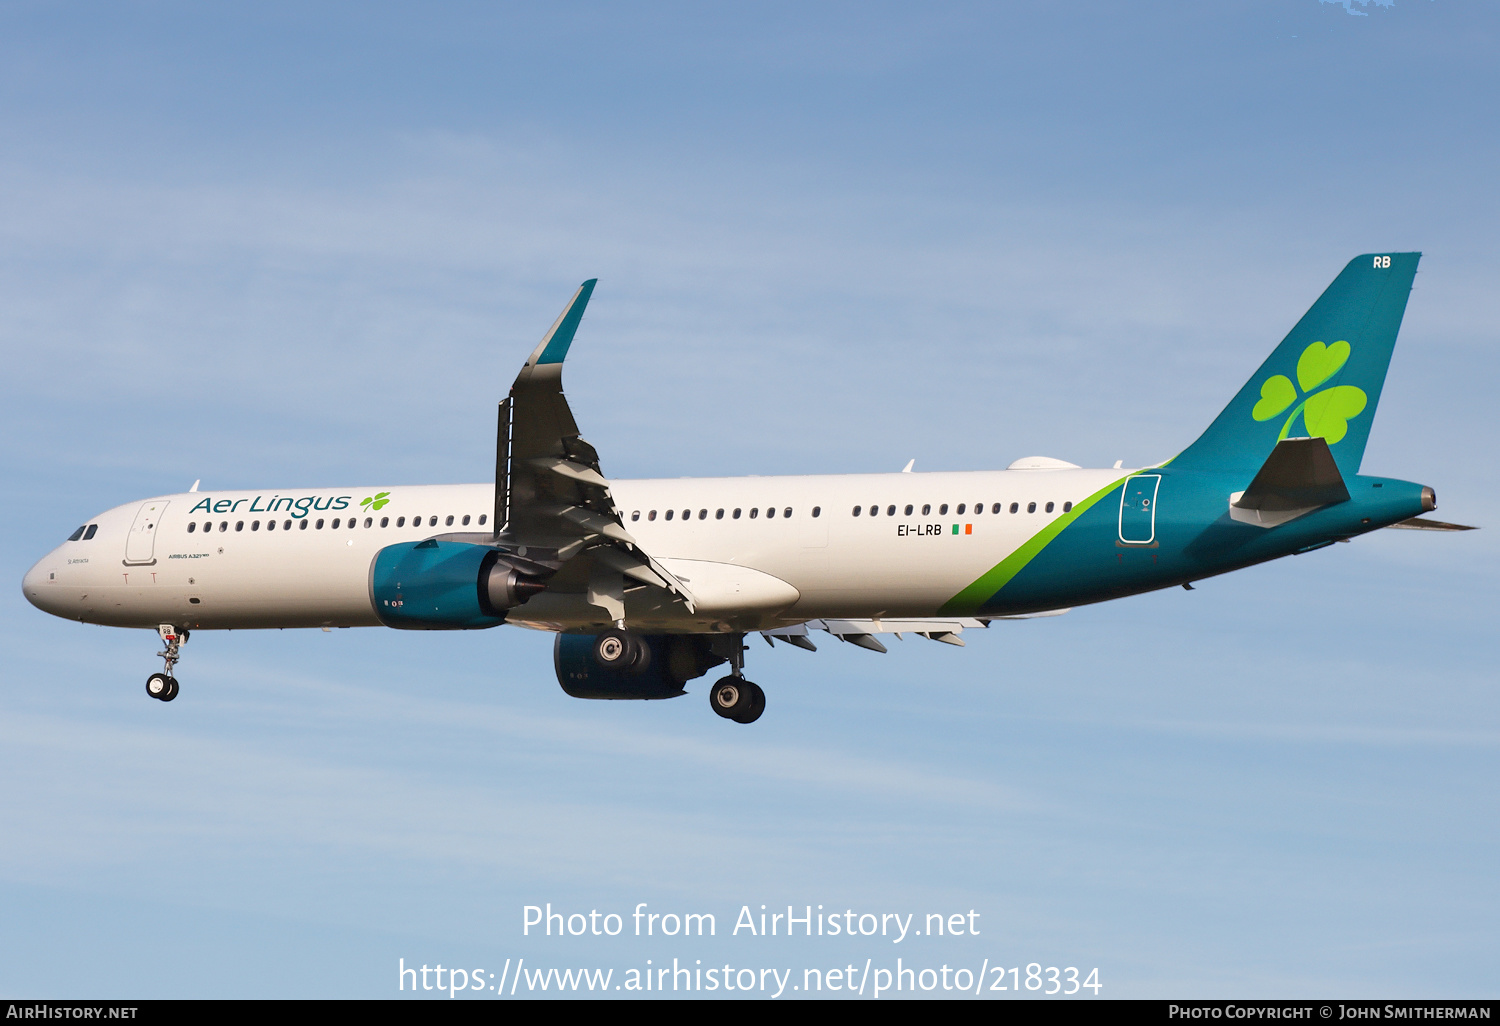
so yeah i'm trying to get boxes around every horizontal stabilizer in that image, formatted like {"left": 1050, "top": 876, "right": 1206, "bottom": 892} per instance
{"left": 1386, "top": 517, "right": 1478, "bottom": 532}
{"left": 1234, "top": 437, "right": 1350, "bottom": 511}
{"left": 1229, "top": 437, "right": 1351, "bottom": 528}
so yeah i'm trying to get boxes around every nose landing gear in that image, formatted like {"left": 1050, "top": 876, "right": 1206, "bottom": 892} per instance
{"left": 146, "top": 672, "right": 179, "bottom": 702}
{"left": 147, "top": 624, "right": 186, "bottom": 702}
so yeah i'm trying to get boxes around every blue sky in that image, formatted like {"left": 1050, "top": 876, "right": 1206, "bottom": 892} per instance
{"left": 1, "top": 0, "right": 1495, "bottom": 998}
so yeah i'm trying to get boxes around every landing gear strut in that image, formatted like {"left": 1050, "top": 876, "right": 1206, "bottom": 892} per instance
{"left": 147, "top": 623, "right": 186, "bottom": 702}
{"left": 708, "top": 634, "right": 765, "bottom": 724}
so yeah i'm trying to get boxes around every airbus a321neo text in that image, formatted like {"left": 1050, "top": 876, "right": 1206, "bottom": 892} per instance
{"left": 23, "top": 254, "right": 1474, "bottom": 722}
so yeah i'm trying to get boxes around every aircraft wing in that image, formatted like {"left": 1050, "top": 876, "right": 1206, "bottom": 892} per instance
{"left": 491, "top": 281, "right": 696, "bottom": 618}
{"left": 762, "top": 610, "right": 1070, "bottom": 653}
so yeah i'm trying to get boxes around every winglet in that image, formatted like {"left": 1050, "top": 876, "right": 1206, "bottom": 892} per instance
{"left": 525, "top": 279, "right": 597, "bottom": 369}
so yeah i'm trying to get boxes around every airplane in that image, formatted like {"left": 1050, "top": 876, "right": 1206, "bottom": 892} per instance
{"left": 21, "top": 253, "right": 1475, "bottom": 723}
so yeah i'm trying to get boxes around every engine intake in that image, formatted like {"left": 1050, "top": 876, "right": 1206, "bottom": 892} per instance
{"left": 370, "top": 539, "right": 547, "bottom": 629}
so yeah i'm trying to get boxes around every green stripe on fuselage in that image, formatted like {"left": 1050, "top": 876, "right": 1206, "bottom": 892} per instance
{"left": 938, "top": 474, "right": 1130, "bottom": 614}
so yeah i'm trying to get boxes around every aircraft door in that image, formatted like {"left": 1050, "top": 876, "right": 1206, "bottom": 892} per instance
{"left": 1118, "top": 475, "right": 1160, "bottom": 544}
{"left": 124, "top": 500, "right": 168, "bottom": 565}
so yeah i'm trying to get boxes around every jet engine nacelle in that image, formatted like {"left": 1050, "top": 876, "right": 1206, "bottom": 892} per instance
{"left": 554, "top": 632, "right": 724, "bottom": 700}
{"left": 370, "top": 539, "right": 546, "bottom": 629}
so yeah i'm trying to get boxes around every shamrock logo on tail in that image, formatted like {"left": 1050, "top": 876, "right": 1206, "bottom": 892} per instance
{"left": 1251, "top": 341, "right": 1367, "bottom": 444}
{"left": 360, "top": 491, "right": 391, "bottom": 511}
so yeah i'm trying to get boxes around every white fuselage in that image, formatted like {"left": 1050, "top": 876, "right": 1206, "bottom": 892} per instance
{"left": 23, "top": 468, "right": 1123, "bottom": 633}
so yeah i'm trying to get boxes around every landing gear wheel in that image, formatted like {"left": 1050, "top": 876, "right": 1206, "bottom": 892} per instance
{"left": 146, "top": 673, "right": 172, "bottom": 701}
{"left": 734, "top": 681, "right": 765, "bottom": 724}
{"left": 709, "top": 676, "right": 745, "bottom": 719}
{"left": 592, "top": 630, "right": 650, "bottom": 674}
{"left": 160, "top": 677, "right": 179, "bottom": 702}
{"left": 709, "top": 676, "right": 765, "bottom": 723}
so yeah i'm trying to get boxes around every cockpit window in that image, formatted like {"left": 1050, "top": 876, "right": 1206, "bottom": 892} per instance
{"left": 68, "top": 526, "right": 85, "bottom": 541}
{"left": 83, "top": 525, "right": 97, "bottom": 540}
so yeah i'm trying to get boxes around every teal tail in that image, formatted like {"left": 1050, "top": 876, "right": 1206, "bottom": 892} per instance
{"left": 1173, "top": 253, "right": 1420, "bottom": 478}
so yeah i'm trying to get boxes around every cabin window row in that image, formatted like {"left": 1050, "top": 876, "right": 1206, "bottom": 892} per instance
{"left": 187, "top": 513, "right": 487, "bottom": 533}
{"left": 851, "top": 501, "right": 1072, "bottom": 517}
{"left": 630, "top": 507, "right": 821, "bottom": 523}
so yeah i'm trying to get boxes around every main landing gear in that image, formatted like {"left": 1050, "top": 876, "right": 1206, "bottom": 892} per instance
{"left": 146, "top": 623, "right": 186, "bottom": 703}
{"left": 591, "top": 629, "right": 652, "bottom": 673}
{"left": 709, "top": 635, "right": 764, "bottom": 724}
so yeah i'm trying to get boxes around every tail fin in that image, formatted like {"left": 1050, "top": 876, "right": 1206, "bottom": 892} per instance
{"left": 1173, "top": 253, "right": 1419, "bottom": 478}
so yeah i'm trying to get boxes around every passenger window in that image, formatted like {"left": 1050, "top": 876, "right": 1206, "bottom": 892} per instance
{"left": 365, "top": 517, "right": 373, "bottom": 528}
{"left": 284, "top": 520, "right": 293, "bottom": 530}
{"left": 904, "top": 504, "right": 913, "bottom": 516}
{"left": 922, "top": 504, "right": 930, "bottom": 516}
{"left": 886, "top": 505, "right": 896, "bottom": 516}
{"left": 715, "top": 509, "right": 724, "bottom": 520}
{"left": 939, "top": 504, "right": 948, "bottom": 515}
{"left": 784, "top": 508, "right": 792, "bottom": 518}
{"left": 445, "top": 515, "right": 454, "bottom": 526}
{"left": 751, "top": 508, "right": 759, "bottom": 518}
{"left": 682, "top": 510, "right": 690, "bottom": 520}
{"left": 380, "top": 517, "right": 389, "bottom": 528}
{"left": 316, "top": 519, "right": 325, "bottom": 529}
{"left": 766, "top": 507, "right": 776, "bottom": 519}
{"left": 252, "top": 521, "right": 261, "bottom": 531}
{"left": 665, "top": 510, "right": 674, "bottom": 520}
{"left": 649, "top": 510, "right": 657, "bottom": 521}
{"left": 851, "top": 506, "right": 860, "bottom": 517}
{"left": 973, "top": 503, "right": 982, "bottom": 515}
{"left": 187, "top": 522, "right": 196, "bottom": 534}
{"left": 812, "top": 507, "right": 821, "bottom": 517}
{"left": 397, "top": 517, "right": 406, "bottom": 527}
{"left": 267, "top": 520, "right": 276, "bottom": 531}
{"left": 300, "top": 519, "right": 309, "bottom": 530}
{"left": 698, "top": 509, "right": 707, "bottom": 520}
{"left": 236, "top": 521, "right": 245, "bottom": 532}
{"left": 992, "top": 503, "right": 1002, "bottom": 514}
{"left": 1010, "top": 502, "right": 1019, "bottom": 513}
{"left": 462, "top": 514, "right": 471, "bottom": 526}
{"left": 220, "top": 522, "right": 228, "bottom": 532}
{"left": 631, "top": 511, "right": 640, "bottom": 522}
{"left": 479, "top": 514, "right": 487, "bottom": 525}
{"left": 68, "top": 526, "right": 85, "bottom": 541}
{"left": 867, "top": 505, "right": 877, "bottom": 516}
{"left": 1063, "top": 501, "right": 1073, "bottom": 512}
{"left": 1045, "top": 501, "right": 1055, "bottom": 513}
{"left": 330, "top": 519, "right": 339, "bottom": 530}
{"left": 1027, "top": 502, "right": 1036, "bottom": 513}
{"left": 956, "top": 504, "right": 966, "bottom": 515}
{"left": 733, "top": 508, "right": 741, "bottom": 519}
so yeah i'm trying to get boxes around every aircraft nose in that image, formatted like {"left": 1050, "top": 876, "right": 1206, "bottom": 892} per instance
{"left": 21, "top": 557, "right": 64, "bottom": 616}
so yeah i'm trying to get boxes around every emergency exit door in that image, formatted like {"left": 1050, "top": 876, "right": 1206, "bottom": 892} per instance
{"left": 124, "top": 500, "right": 168, "bottom": 565}
{"left": 1118, "top": 475, "right": 1160, "bottom": 544}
